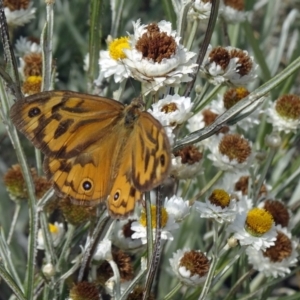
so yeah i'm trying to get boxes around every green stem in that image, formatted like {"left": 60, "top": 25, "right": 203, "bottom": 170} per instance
{"left": 7, "top": 203, "right": 21, "bottom": 245}
{"left": 199, "top": 222, "right": 219, "bottom": 300}
{"left": 163, "top": 282, "right": 183, "bottom": 300}
{"left": 253, "top": 147, "right": 276, "bottom": 204}
{"left": 57, "top": 224, "right": 75, "bottom": 270}
{"left": 41, "top": 1, "right": 54, "bottom": 92}
{"left": 0, "top": 264, "right": 26, "bottom": 300}
{"left": 0, "top": 87, "right": 37, "bottom": 299}
{"left": 111, "top": 0, "right": 125, "bottom": 38}
{"left": 0, "top": 229, "right": 24, "bottom": 293}
{"left": 88, "top": 0, "right": 102, "bottom": 91}
{"left": 145, "top": 191, "right": 153, "bottom": 261}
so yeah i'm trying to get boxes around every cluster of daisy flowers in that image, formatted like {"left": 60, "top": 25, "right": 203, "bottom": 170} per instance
{"left": 96, "top": 19, "right": 198, "bottom": 95}
{"left": 2, "top": 1, "right": 300, "bottom": 297}
{"left": 90, "top": 15, "right": 299, "bottom": 286}
{"left": 40, "top": 17, "right": 299, "bottom": 295}
{"left": 93, "top": 18, "right": 299, "bottom": 289}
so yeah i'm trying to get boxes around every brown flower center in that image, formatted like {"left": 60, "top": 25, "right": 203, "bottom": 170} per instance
{"left": 224, "top": 0, "right": 245, "bottom": 11}
{"left": 234, "top": 176, "right": 267, "bottom": 197}
{"left": 122, "top": 220, "right": 136, "bottom": 238}
{"left": 209, "top": 46, "right": 230, "bottom": 70}
{"left": 219, "top": 134, "right": 251, "bottom": 163}
{"left": 174, "top": 145, "right": 202, "bottom": 164}
{"left": 263, "top": 231, "right": 292, "bottom": 263}
{"left": 3, "top": 0, "right": 29, "bottom": 11}
{"left": 97, "top": 249, "right": 134, "bottom": 282}
{"left": 275, "top": 94, "right": 300, "bottom": 120}
{"left": 263, "top": 199, "right": 290, "bottom": 228}
{"left": 135, "top": 23, "right": 177, "bottom": 63}
{"left": 229, "top": 49, "right": 253, "bottom": 76}
{"left": 223, "top": 87, "right": 250, "bottom": 110}
{"left": 69, "top": 281, "right": 99, "bottom": 300}
{"left": 202, "top": 109, "right": 229, "bottom": 134}
{"left": 180, "top": 250, "right": 210, "bottom": 277}
{"left": 23, "top": 53, "right": 43, "bottom": 77}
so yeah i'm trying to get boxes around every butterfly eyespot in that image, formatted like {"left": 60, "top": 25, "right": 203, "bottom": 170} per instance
{"left": 28, "top": 107, "right": 41, "bottom": 118}
{"left": 160, "top": 154, "right": 166, "bottom": 166}
{"left": 114, "top": 191, "right": 120, "bottom": 201}
{"left": 82, "top": 180, "right": 93, "bottom": 191}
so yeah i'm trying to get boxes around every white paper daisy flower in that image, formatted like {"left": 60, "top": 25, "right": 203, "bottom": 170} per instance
{"left": 246, "top": 226, "right": 298, "bottom": 278}
{"left": 202, "top": 45, "right": 258, "bottom": 86}
{"left": 149, "top": 94, "right": 193, "bottom": 127}
{"left": 169, "top": 248, "right": 210, "bottom": 286}
{"left": 171, "top": 150, "right": 203, "bottom": 179}
{"left": 207, "top": 133, "right": 253, "bottom": 172}
{"left": 123, "top": 20, "right": 197, "bottom": 94}
{"left": 219, "top": 0, "right": 248, "bottom": 23}
{"left": 37, "top": 222, "right": 65, "bottom": 250}
{"left": 188, "top": 0, "right": 212, "bottom": 20}
{"left": 228, "top": 208, "right": 277, "bottom": 251}
{"left": 15, "top": 36, "right": 41, "bottom": 56}
{"left": 219, "top": 87, "right": 263, "bottom": 131}
{"left": 111, "top": 218, "right": 145, "bottom": 253}
{"left": 96, "top": 36, "right": 131, "bottom": 84}
{"left": 131, "top": 204, "right": 179, "bottom": 244}
{"left": 4, "top": 2, "right": 36, "bottom": 27}
{"left": 266, "top": 94, "right": 300, "bottom": 134}
{"left": 164, "top": 195, "right": 190, "bottom": 222}
{"left": 195, "top": 188, "right": 238, "bottom": 223}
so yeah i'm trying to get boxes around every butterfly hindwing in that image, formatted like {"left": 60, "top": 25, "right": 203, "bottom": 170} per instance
{"left": 131, "top": 111, "right": 171, "bottom": 191}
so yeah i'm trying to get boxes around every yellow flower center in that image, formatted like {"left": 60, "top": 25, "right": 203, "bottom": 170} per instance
{"left": 22, "top": 76, "right": 42, "bottom": 95}
{"left": 139, "top": 205, "right": 168, "bottom": 228}
{"left": 245, "top": 208, "right": 273, "bottom": 236}
{"left": 108, "top": 37, "right": 130, "bottom": 60}
{"left": 209, "top": 189, "right": 230, "bottom": 208}
{"left": 49, "top": 223, "right": 59, "bottom": 234}
{"left": 161, "top": 103, "right": 178, "bottom": 113}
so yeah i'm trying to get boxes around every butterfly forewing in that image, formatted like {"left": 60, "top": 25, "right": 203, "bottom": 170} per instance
{"left": 10, "top": 91, "right": 124, "bottom": 158}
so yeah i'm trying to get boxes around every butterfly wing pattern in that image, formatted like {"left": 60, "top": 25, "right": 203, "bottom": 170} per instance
{"left": 10, "top": 91, "right": 171, "bottom": 218}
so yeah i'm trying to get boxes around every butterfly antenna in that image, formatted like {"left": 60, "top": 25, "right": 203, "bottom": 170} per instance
{"left": 0, "top": 1, "right": 23, "bottom": 100}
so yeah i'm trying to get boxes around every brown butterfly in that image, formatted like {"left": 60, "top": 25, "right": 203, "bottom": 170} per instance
{"left": 10, "top": 91, "right": 171, "bottom": 218}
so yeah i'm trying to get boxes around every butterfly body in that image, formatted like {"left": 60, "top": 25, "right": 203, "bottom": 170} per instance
{"left": 10, "top": 91, "right": 171, "bottom": 218}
